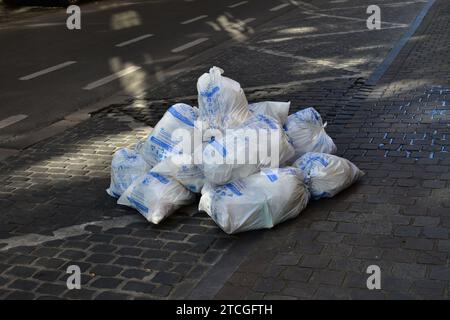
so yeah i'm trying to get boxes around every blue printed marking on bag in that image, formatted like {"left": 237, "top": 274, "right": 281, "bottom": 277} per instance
{"left": 200, "top": 86, "right": 220, "bottom": 99}
{"left": 257, "top": 114, "right": 278, "bottom": 129}
{"left": 150, "top": 136, "right": 174, "bottom": 152}
{"left": 263, "top": 169, "right": 278, "bottom": 182}
{"left": 299, "top": 154, "right": 329, "bottom": 172}
{"left": 168, "top": 106, "right": 195, "bottom": 127}
{"left": 224, "top": 183, "right": 243, "bottom": 196}
{"left": 127, "top": 197, "right": 149, "bottom": 213}
{"left": 149, "top": 172, "right": 170, "bottom": 184}
{"left": 209, "top": 139, "right": 227, "bottom": 157}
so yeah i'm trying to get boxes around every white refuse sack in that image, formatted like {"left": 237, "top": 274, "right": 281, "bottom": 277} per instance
{"left": 118, "top": 172, "right": 195, "bottom": 224}
{"left": 293, "top": 152, "right": 364, "bottom": 199}
{"left": 106, "top": 148, "right": 150, "bottom": 198}
{"left": 284, "top": 107, "right": 337, "bottom": 158}
{"left": 151, "top": 152, "right": 205, "bottom": 193}
{"left": 249, "top": 101, "right": 290, "bottom": 125}
{"left": 200, "top": 114, "right": 295, "bottom": 185}
{"left": 197, "top": 66, "right": 252, "bottom": 135}
{"left": 199, "top": 167, "right": 310, "bottom": 234}
{"left": 137, "top": 103, "right": 198, "bottom": 167}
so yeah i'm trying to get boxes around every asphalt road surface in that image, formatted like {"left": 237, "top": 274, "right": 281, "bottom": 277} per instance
{"left": 0, "top": 0, "right": 298, "bottom": 144}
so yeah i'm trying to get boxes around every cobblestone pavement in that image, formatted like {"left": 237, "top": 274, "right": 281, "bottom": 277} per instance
{"left": 0, "top": 0, "right": 448, "bottom": 299}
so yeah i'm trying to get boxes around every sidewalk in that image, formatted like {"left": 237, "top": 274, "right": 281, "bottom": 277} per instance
{"left": 0, "top": 0, "right": 449, "bottom": 299}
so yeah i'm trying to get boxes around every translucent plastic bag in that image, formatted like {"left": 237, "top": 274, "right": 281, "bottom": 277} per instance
{"left": 137, "top": 103, "right": 198, "bottom": 167}
{"left": 118, "top": 172, "right": 195, "bottom": 224}
{"left": 249, "top": 101, "right": 290, "bottom": 125}
{"left": 106, "top": 148, "right": 150, "bottom": 198}
{"left": 293, "top": 152, "right": 364, "bottom": 199}
{"left": 284, "top": 107, "right": 337, "bottom": 158}
{"left": 197, "top": 66, "right": 251, "bottom": 133}
{"left": 199, "top": 167, "right": 310, "bottom": 234}
{"left": 200, "top": 114, "right": 295, "bottom": 185}
{"left": 151, "top": 153, "right": 205, "bottom": 193}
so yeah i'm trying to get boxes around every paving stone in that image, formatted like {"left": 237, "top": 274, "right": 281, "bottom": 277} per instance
{"left": 34, "top": 257, "right": 66, "bottom": 269}
{"left": 114, "top": 257, "right": 145, "bottom": 268}
{"left": 95, "top": 291, "right": 132, "bottom": 300}
{"left": 282, "top": 282, "right": 317, "bottom": 299}
{"left": 89, "top": 265, "right": 123, "bottom": 277}
{"left": 7, "top": 254, "right": 37, "bottom": 265}
{"left": 253, "top": 278, "right": 285, "bottom": 293}
{"left": 6, "top": 265, "right": 37, "bottom": 278}
{"left": 144, "top": 260, "right": 174, "bottom": 271}
{"left": 310, "top": 270, "right": 346, "bottom": 286}
{"left": 391, "top": 263, "right": 427, "bottom": 279}
{"left": 5, "top": 291, "right": 36, "bottom": 300}
{"left": 86, "top": 254, "right": 116, "bottom": 264}
{"left": 151, "top": 285, "right": 172, "bottom": 298}
{"left": 8, "top": 279, "right": 39, "bottom": 291}
{"left": 423, "top": 227, "right": 449, "bottom": 239}
{"left": 403, "top": 238, "right": 434, "bottom": 251}
{"left": 281, "top": 267, "right": 313, "bottom": 282}
{"left": 36, "top": 283, "right": 67, "bottom": 295}
{"left": 122, "top": 281, "right": 156, "bottom": 294}
{"left": 32, "top": 270, "right": 63, "bottom": 282}
{"left": 58, "top": 249, "right": 87, "bottom": 260}
{"left": 273, "top": 253, "right": 301, "bottom": 266}
{"left": 121, "top": 268, "right": 151, "bottom": 280}
{"left": 429, "top": 267, "right": 450, "bottom": 281}
{"left": 115, "top": 247, "right": 143, "bottom": 257}
{"left": 89, "top": 244, "right": 117, "bottom": 253}
{"left": 298, "top": 254, "right": 331, "bottom": 269}
{"left": 151, "top": 272, "right": 182, "bottom": 285}
{"left": 64, "top": 289, "right": 97, "bottom": 300}
{"left": 90, "top": 277, "right": 123, "bottom": 289}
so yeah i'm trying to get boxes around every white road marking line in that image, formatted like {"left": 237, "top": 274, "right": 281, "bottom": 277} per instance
{"left": 316, "top": 0, "right": 426, "bottom": 12}
{"left": 270, "top": 3, "right": 290, "bottom": 11}
{"left": 0, "top": 215, "right": 140, "bottom": 252}
{"left": 19, "top": 61, "right": 76, "bottom": 80}
{"left": 245, "top": 74, "right": 368, "bottom": 93}
{"left": 171, "top": 37, "right": 209, "bottom": 53}
{"left": 242, "top": 17, "right": 256, "bottom": 24}
{"left": 228, "top": 1, "right": 248, "bottom": 8}
{"left": 0, "top": 114, "right": 28, "bottom": 130}
{"left": 258, "top": 25, "right": 406, "bottom": 43}
{"left": 25, "top": 23, "right": 66, "bottom": 28}
{"left": 246, "top": 45, "right": 362, "bottom": 73}
{"left": 83, "top": 65, "right": 142, "bottom": 90}
{"left": 181, "top": 14, "right": 208, "bottom": 24}
{"left": 289, "top": 0, "right": 320, "bottom": 10}
{"left": 304, "top": 10, "right": 408, "bottom": 27}
{"left": 115, "top": 33, "right": 154, "bottom": 47}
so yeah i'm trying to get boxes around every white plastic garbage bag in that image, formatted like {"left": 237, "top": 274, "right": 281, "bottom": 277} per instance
{"left": 249, "top": 101, "right": 290, "bottom": 125}
{"left": 284, "top": 107, "right": 337, "bottom": 158}
{"left": 293, "top": 152, "right": 364, "bottom": 199}
{"left": 118, "top": 172, "right": 195, "bottom": 224}
{"left": 199, "top": 167, "right": 310, "bottom": 234}
{"left": 106, "top": 148, "right": 150, "bottom": 198}
{"left": 151, "top": 153, "right": 205, "bottom": 193}
{"left": 197, "top": 66, "right": 251, "bottom": 133}
{"left": 200, "top": 114, "right": 295, "bottom": 185}
{"left": 137, "top": 103, "right": 198, "bottom": 167}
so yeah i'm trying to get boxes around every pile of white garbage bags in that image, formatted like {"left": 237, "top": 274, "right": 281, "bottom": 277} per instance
{"left": 107, "top": 66, "right": 364, "bottom": 234}
{"left": 199, "top": 168, "right": 310, "bottom": 234}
